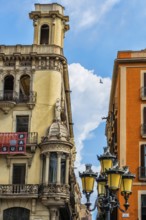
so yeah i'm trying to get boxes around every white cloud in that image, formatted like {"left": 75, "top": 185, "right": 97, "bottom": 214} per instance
{"left": 69, "top": 63, "right": 111, "bottom": 167}
{"left": 34, "top": 0, "right": 121, "bottom": 30}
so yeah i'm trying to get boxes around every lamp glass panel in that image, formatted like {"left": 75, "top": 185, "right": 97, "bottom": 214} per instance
{"left": 81, "top": 177, "right": 85, "bottom": 191}
{"left": 82, "top": 176, "right": 95, "bottom": 193}
{"left": 121, "top": 178, "right": 133, "bottom": 193}
{"left": 108, "top": 173, "right": 122, "bottom": 190}
{"left": 101, "top": 159, "right": 112, "bottom": 172}
{"left": 98, "top": 182, "right": 106, "bottom": 196}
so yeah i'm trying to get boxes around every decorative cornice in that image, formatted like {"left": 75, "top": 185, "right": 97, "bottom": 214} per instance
{"left": 0, "top": 53, "right": 66, "bottom": 73}
{"left": 40, "top": 142, "right": 72, "bottom": 154}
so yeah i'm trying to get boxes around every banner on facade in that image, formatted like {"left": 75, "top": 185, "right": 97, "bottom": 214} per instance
{"left": 0, "top": 133, "right": 27, "bottom": 154}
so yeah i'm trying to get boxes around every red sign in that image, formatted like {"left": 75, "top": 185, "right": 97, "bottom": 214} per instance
{"left": 0, "top": 133, "right": 27, "bottom": 154}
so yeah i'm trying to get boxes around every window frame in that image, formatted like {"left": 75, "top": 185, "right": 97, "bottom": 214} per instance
{"left": 12, "top": 111, "right": 31, "bottom": 133}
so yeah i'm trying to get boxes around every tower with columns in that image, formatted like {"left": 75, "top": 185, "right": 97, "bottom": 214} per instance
{"left": 0, "top": 3, "right": 83, "bottom": 220}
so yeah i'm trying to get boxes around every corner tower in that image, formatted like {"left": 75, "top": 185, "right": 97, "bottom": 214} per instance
{"left": 29, "top": 3, "right": 69, "bottom": 47}
{"left": 0, "top": 3, "right": 79, "bottom": 220}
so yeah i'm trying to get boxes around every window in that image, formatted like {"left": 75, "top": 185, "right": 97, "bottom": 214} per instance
{"left": 4, "top": 75, "right": 14, "bottom": 100}
{"left": 16, "top": 116, "right": 29, "bottom": 132}
{"left": 19, "top": 75, "right": 30, "bottom": 102}
{"left": 142, "top": 195, "right": 146, "bottom": 220}
{"left": 49, "top": 153, "right": 57, "bottom": 183}
{"left": 142, "top": 107, "right": 146, "bottom": 136}
{"left": 40, "top": 24, "right": 49, "bottom": 45}
{"left": 144, "top": 73, "right": 146, "bottom": 96}
{"left": 140, "top": 145, "right": 146, "bottom": 179}
{"left": 3, "top": 207, "right": 30, "bottom": 220}
{"left": 13, "top": 164, "right": 26, "bottom": 184}
{"left": 61, "top": 154, "right": 66, "bottom": 184}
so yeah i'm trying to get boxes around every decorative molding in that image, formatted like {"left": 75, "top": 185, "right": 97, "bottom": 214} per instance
{"left": 40, "top": 183, "right": 70, "bottom": 195}
{"left": 0, "top": 184, "right": 38, "bottom": 198}
{"left": 41, "top": 143, "right": 72, "bottom": 154}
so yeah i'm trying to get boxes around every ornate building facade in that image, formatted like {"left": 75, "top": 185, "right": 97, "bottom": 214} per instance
{"left": 0, "top": 3, "right": 87, "bottom": 220}
{"left": 106, "top": 50, "right": 146, "bottom": 220}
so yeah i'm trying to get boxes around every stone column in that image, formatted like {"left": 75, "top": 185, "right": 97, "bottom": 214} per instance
{"left": 57, "top": 152, "right": 62, "bottom": 183}
{"left": 45, "top": 152, "right": 50, "bottom": 185}
{"left": 51, "top": 15, "right": 56, "bottom": 45}
{"left": 65, "top": 154, "right": 70, "bottom": 184}
{"left": 40, "top": 154, "right": 43, "bottom": 183}
{"left": 33, "top": 19, "right": 39, "bottom": 44}
{"left": 50, "top": 208, "right": 58, "bottom": 220}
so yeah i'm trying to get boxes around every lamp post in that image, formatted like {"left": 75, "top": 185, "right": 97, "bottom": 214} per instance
{"left": 79, "top": 164, "right": 98, "bottom": 210}
{"left": 79, "top": 147, "right": 135, "bottom": 220}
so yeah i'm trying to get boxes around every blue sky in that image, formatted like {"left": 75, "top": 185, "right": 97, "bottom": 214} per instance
{"left": 1, "top": 0, "right": 146, "bottom": 218}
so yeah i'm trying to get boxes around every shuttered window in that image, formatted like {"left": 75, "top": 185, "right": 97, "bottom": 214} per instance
{"left": 142, "top": 195, "right": 146, "bottom": 220}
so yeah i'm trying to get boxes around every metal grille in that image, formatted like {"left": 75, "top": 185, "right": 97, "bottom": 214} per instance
{"left": 3, "top": 207, "right": 30, "bottom": 220}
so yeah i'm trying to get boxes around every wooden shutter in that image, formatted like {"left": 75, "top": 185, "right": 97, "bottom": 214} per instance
{"left": 143, "top": 108, "right": 146, "bottom": 125}
{"left": 141, "top": 145, "right": 145, "bottom": 167}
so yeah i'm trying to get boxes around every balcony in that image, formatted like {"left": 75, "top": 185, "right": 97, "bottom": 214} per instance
{"left": 26, "top": 132, "right": 38, "bottom": 145}
{"left": 0, "top": 184, "right": 38, "bottom": 198}
{"left": 39, "top": 183, "right": 70, "bottom": 206}
{"left": 141, "top": 124, "right": 146, "bottom": 137}
{"left": 0, "top": 90, "right": 37, "bottom": 113}
{"left": 139, "top": 167, "right": 146, "bottom": 181}
{"left": 141, "top": 87, "right": 146, "bottom": 100}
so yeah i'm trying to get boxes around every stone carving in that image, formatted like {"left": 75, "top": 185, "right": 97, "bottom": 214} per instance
{"left": 0, "top": 55, "right": 65, "bottom": 73}
{"left": 54, "top": 99, "right": 61, "bottom": 122}
{"left": 41, "top": 144, "right": 72, "bottom": 154}
{"left": 0, "top": 184, "right": 38, "bottom": 195}
{"left": 40, "top": 183, "right": 69, "bottom": 195}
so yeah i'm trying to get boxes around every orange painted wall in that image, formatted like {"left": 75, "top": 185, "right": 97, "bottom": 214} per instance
{"left": 117, "top": 66, "right": 146, "bottom": 220}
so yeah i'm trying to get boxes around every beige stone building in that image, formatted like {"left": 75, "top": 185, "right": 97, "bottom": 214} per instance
{"left": 0, "top": 3, "right": 87, "bottom": 220}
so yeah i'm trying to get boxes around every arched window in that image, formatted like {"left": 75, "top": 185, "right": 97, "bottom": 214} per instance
{"left": 40, "top": 24, "right": 49, "bottom": 45}
{"left": 49, "top": 152, "right": 57, "bottom": 183}
{"left": 3, "top": 207, "right": 30, "bottom": 220}
{"left": 19, "top": 75, "right": 30, "bottom": 102}
{"left": 4, "top": 75, "right": 14, "bottom": 100}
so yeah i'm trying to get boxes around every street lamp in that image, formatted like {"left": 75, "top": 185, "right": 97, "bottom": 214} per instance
{"left": 79, "top": 147, "right": 135, "bottom": 220}
{"left": 79, "top": 164, "right": 98, "bottom": 210}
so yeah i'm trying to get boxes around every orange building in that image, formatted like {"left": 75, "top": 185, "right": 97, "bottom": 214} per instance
{"left": 106, "top": 49, "right": 146, "bottom": 220}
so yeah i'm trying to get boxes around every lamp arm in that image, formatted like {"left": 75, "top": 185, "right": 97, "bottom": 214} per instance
{"left": 89, "top": 197, "right": 98, "bottom": 212}
{"left": 117, "top": 204, "right": 125, "bottom": 213}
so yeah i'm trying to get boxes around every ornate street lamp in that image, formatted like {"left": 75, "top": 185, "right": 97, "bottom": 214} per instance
{"left": 97, "top": 147, "right": 116, "bottom": 173}
{"left": 79, "top": 164, "right": 97, "bottom": 210}
{"left": 121, "top": 166, "right": 136, "bottom": 210}
{"left": 79, "top": 147, "right": 135, "bottom": 220}
{"left": 96, "top": 174, "right": 106, "bottom": 197}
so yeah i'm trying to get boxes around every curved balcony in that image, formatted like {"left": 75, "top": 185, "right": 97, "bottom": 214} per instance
{"left": 0, "top": 184, "right": 38, "bottom": 198}
{"left": 0, "top": 90, "right": 17, "bottom": 113}
{"left": 39, "top": 183, "right": 70, "bottom": 206}
{"left": 0, "top": 90, "right": 37, "bottom": 113}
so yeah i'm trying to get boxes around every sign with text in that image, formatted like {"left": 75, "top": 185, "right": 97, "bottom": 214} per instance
{"left": 122, "top": 213, "right": 129, "bottom": 218}
{"left": 0, "top": 133, "right": 27, "bottom": 154}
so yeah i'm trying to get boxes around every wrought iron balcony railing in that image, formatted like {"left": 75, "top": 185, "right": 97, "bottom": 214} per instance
{"left": 141, "top": 87, "right": 146, "bottom": 99}
{"left": 0, "top": 90, "right": 18, "bottom": 102}
{"left": 139, "top": 167, "right": 146, "bottom": 180}
{"left": 19, "top": 91, "right": 37, "bottom": 103}
{"left": 0, "top": 90, "right": 37, "bottom": 104}
{"left": 0, "top": 184, "right": 38, "bottom": 198}
{"left": 141, "top": 124, "right": 146, "bottom": 137}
